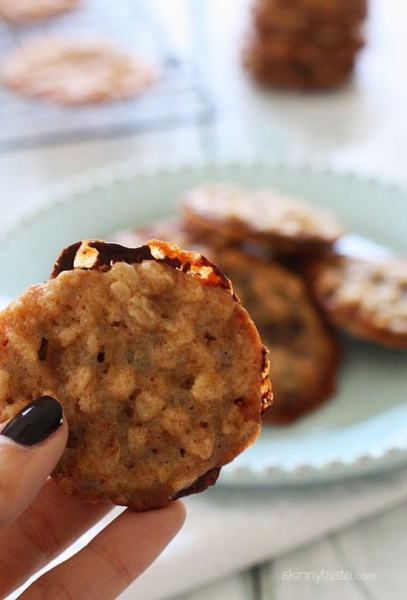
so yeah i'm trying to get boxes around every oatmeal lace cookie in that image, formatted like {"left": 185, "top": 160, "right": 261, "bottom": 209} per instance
{"left": 0, "top": 239, "right": 271, "bottom": 510}
{"left": 0, "top": 0, "right": 80, "bottom": 22}
{"left": 307, "top": 254, "right": 407, "bottom": 349}
{"left": 214, "top": 248, "right": 341, "bottom": 424}
{"left": 0, "top": 37, "right": 156, "bottom": 104}
{"left": 243, "top": 0, "right": 368, "bottom": 89}
{"left": 179, "top": 183, "right": 345, "bottom": 256}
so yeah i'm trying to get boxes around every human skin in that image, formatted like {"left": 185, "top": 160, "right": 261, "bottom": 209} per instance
{"left": 0, "top": 399, "right": 185, "bottom": 599}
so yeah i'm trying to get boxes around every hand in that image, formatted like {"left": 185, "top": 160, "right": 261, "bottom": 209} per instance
{"left": 0, "top": 396, "right": 185, "bottom": 599}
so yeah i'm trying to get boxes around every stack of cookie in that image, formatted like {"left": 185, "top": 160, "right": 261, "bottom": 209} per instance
{"left": 243, "top": 0, "right": 368, "bottom": 89}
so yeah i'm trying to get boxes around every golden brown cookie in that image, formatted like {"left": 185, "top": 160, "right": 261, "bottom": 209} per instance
{"left": 179, "top": 183, "right": 345, "bottom": 256}
{"left": 214, "top": 248, "right": 341, "bottom": 424}
{"left": 0, "top": 240, "right": 271, "bottom": 510}
{"left": 252, "top": 0, "right": 368, "bottom": 31}
{"left": 245, "top": 30, "right": 363, "bottom": 65}
{"left": 0, "top": 37, "right": 156, "bottom": 105}
{"left": 0, "top": 0, "right": 80, "bottom": 22}
{"left": 307, "top": 254, "right": 407, "bottom": 349}
{"left": 243, "top": 49, "right": 356, "bottom": 89}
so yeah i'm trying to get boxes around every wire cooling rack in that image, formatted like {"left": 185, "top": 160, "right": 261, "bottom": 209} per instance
{"left": 0, "top": 0, "right": 214, "bottom": 151}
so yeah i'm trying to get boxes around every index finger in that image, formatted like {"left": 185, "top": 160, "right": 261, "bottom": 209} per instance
{"left": 20, "top": 500, "right": 186, "bottom": 600}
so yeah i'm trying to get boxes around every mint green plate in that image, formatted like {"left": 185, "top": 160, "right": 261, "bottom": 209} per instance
{"left": 1, "top": 159, "right": 406, "bottom": 486}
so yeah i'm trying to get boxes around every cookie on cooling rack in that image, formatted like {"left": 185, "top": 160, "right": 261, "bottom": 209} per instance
{"left": 179, "top": 183, "right": 345, "bottom": 256}
{"left": 0, "top": 239, "right": 271, "bottom": 511}
{"left": 0, "top": 0, "right": 80, "bottom": 22}
{"left": 0, "top": 37, "right": 156, "bottom": 104}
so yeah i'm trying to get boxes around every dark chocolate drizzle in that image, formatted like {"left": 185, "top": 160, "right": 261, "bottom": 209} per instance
{"left": 172, "top": 466, "right": 221, "bottom": 500}
{"left": 52, "top": 240, "right": 155, "bottom": 277}
{"left": 52, "top": 240, "right": 82, "bottom": 278}
{"left": 51, "top": 240, "right": 234, "bottom": 293}
{"left": 90, "top": 240, "right": 157, "bottom": 268}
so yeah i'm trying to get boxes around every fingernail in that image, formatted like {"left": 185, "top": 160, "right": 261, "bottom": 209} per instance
{"left": 1, "top": 396, "right": 63, "bottom": 447}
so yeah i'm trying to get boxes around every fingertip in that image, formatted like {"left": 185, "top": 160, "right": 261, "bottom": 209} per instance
{"left": 123, "top": 499, "right": 186, "bottom": 540}
{"left": 0, "top": 397, "right": 68, "bottom": 526}
{"left": 167, "top": 499, "right": 187, "bottom": 532}
{"left": 0, "top": 395, "right": 68, "bottom": 465}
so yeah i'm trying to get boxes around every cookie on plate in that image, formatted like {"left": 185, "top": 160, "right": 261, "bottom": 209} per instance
{"left": 307, "top": 254, "right": 407, "bottom": 349}
{"left": 179, "top": 183, "right": 345, "bottom": 256}
{"left": 214, "top": 248, "right": 341, "bottom": 424}
{"left": 0, "top": 239, "right": 271, "bottom": 510}
{"left": 0, "top": 37, "right": 156, "bottom": 105}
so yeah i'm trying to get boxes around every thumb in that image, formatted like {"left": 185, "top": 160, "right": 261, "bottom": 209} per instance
{"left": 0, "top": 395, "right": 68, "bottom": 527}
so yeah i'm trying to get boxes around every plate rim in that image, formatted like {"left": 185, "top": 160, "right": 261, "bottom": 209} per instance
{"left": 1, "top": 155, "right": 405, "bottom": 243}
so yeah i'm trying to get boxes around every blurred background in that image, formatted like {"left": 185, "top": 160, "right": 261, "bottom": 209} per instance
{"left": 1, "top": 1, "right": 407, "bottom": 599}
{"left": 1, "top": 0, "right": 407, "bottom": 229}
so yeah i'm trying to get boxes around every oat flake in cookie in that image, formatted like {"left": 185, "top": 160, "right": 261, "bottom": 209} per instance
{"left": 0, "top": 240, "right": 271, "bottom": 511}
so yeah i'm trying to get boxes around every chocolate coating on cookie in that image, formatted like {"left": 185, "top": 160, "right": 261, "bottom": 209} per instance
{"left": 53, "top": 239, "right": 234, "bottom": 293}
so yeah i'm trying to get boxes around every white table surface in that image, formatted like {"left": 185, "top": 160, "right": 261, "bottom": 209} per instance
{"left": 1, "top": 1, "right": 407, "bottom": 599}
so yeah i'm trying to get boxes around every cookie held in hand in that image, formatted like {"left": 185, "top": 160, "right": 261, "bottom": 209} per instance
{"left": 0, "top": 239, "right": 271, "bottom": 511}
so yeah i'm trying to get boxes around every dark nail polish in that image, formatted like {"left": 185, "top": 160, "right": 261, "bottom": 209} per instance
{"left": 1, "top": 396, "right": 63, "bottom": 447}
